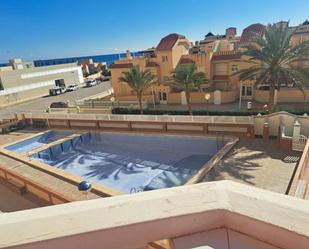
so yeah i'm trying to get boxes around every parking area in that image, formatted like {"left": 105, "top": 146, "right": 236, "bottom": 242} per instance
{"left": 0, "top": 81, "right": 111, "bottom": 119}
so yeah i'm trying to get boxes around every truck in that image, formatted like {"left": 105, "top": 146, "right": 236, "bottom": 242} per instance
{"left": 49, "top": 85, "right": 66, "bottom": 96}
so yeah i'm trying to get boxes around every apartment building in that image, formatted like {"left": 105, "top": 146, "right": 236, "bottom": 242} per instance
{"left": 110, "top": 33, "right": 191, "bottom": 104}
{"left": 0, "top": 59, "right": 84, "bottom": 106}
{"left": 110, "top": 20, "right": 309, "bottom": 105}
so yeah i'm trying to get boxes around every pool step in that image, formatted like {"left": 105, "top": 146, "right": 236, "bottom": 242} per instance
{"left": 23, "top": 132, "right": 89, "bottom": 157}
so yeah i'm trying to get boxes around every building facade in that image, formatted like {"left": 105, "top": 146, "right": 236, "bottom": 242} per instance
{"left": 110, "top": 20, "right": 309, "bottom": 105}
{"left": 110, "top": 34, "right": 191, "bottom": 104}
{"left": 0, "top": 59, "right": 84, "bottom": 106}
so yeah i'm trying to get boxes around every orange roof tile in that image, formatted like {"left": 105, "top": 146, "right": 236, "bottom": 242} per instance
{"left": 156, "top": 33, "right": 186, "bottom": 51}
{"left": 109, "top": 63, "right": 133, "bottom": 69}
{"left": 240, "top": 23, "right": 265, "bottom": 43}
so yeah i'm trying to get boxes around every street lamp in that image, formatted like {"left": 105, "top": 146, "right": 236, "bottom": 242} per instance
{"left": 204, "top": 93, "right": 211, "bottom": 115}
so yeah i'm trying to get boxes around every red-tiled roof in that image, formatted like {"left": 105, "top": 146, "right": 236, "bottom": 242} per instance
{"left": 240, "top": 23, "right": 265, "bottom": 43}
{"left": 139, "top": 48, "right": 156, "bottom": 53}
{"left": 179, "top": 57, "right": 195, "bottom": 64}
{"left": 109, "top": 63, "right": 133, "bottom": 69}
{"left": 146, "top": 61, "right": 159, "bottom": 67}
{"left": 212, "top": 53, "right": 242, "bottom": 61}
{"left": 156, "top": 33, "right": 186, "bottom": 51}
{"left": 213, "top": 75, "right": 229, "bottom": 80}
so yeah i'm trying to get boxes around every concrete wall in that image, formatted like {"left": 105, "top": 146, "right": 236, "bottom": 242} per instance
{"left": 254, "top": 89, "right": 309, "bottom": 103}
{"left": 0, "top": 181, "right": 308, "bottom": 249}
{"left": 113, "top": 90, "right": 238, "bottom": 105}
{"left": 0, "top": 63, "right": 84, "bottom": 106}
{"left": 0, "top": 63, "right": 83, "bottom": 89}
{"left": 254, "top": 112, "right": 309, "bottom": 137}
{"left": 0, "top": 84, "right": 51, "bottom": 107}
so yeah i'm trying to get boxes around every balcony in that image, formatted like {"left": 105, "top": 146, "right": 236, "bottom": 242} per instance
{"left": 0, "top": 180, "right": 308, "bottom": 249}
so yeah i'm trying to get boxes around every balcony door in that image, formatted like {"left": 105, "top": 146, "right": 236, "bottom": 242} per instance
{"left": 159, "top": 91, "right": 167, "bottom": 104}
{"left": 242, "top": 85, "right": 252, "bottom": 100}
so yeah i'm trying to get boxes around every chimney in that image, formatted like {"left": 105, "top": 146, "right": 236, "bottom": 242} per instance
{"left": 225, "top": 27, "right": 237, "bottom": 39}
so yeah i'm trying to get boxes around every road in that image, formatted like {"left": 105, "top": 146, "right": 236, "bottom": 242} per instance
{"left": 0, "top": 81, "right": 111, "bottom": 119}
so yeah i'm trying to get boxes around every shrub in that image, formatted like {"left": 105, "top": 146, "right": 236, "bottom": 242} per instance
{"left": 112, "top": 108, "right": 309, "bottom": 116}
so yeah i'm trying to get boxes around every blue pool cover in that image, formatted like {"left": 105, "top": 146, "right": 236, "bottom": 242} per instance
{"left": 30, "top": 132, "right": 226, "bottom": 193}
{"left": 5, "top": 130, "right": 72, "bottom": 154}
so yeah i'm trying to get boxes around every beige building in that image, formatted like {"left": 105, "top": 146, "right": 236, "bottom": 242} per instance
{"left": 0, "top": 59, "right": 84, "bottom": 106}
{"left": 110, "top": 34, "right": 191, "bottom": 104}
{"left": 78, "top": 58, "right": 107, "bottom": 76}
{"left": 110, "top": 20, "right": 309, "bottom": 105}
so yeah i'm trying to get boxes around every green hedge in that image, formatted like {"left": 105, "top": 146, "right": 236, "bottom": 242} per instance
{"left": 113, "top": 108, "right": 309, "bottom": 116}
{"left": 113, "top": 108, "right": 266, "bottom": 116}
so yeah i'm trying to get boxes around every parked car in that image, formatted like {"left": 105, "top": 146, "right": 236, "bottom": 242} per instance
{"left": 86, "top": 80, "right": 97, "bottom": 87}
{"left": 66, "top": 84, "right": 78, "bottom": 91}
{"left": 50, "top": 102, "right": 68, "bottom": 108}
{"left": 49, "top": 85, "right": 66, "bottom": 96}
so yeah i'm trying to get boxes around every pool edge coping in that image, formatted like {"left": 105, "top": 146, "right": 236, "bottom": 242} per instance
{"left": 0, "top": 130, "right": 52, "bottom": 149}
{"left": 186, "top": 136, "right": 239, "bottom": 185}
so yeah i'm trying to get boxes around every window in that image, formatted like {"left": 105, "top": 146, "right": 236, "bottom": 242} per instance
{"left": 242, "top": 85, "right": 246, "bottom": 96}
{"left": 162, "top": 56, "right": 168, "bottom": 63}
{"left": 214, "top": 63, "right": 227, "bottom": 75}
{"left": 231, "top": 64, "right": 238, "bottom": 72}
{"left": 159, "top": 91, "right": 167, "bottom": 101}
{"left": 246, "top": 87, "right": 252, "bottom": 96}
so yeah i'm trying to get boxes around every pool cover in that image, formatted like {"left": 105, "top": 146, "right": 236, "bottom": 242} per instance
{"left": 32, "top": 132, "right": 226, "bottom": 193}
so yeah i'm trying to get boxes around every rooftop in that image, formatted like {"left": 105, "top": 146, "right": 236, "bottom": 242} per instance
{"left": 109, "top": 63, "right": 133, "bottom": 69}
{"left": 212, "top": 51, "right": 242, "bottom": 61}
{"left": 156, "top": 33, "right": 186, "bottom": 51}
{"left": 239, "top": 23, "right": 265, "bottom": 43}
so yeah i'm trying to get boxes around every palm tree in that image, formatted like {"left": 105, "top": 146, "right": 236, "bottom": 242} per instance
{"left": 169, "top": 63, "right": 208, "bottom": 115}
{"left": 119, "top": 65, "right": 157, "bottom": 114}
{"left": 235, "top": 23, "right": 309, "bottom": 110}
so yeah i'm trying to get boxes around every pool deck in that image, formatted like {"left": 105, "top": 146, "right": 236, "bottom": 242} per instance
{"left": 0, "top": 129, "right": 303, "bottom": 211}
{"left": 203, "top": 137, "right": 302, "bottom": 194}
{"left": 0, "top": 129, "right": 103, "bottom": 204}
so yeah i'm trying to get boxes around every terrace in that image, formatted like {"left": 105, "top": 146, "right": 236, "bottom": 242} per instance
{"left": 0, "top": 110, "right": 308, "bottom": 248}
{"left": 0, "top": 181, "right": 308, "bottom": 249}
{"left": 0, "top": 110, "right": 307, "bottom": 210}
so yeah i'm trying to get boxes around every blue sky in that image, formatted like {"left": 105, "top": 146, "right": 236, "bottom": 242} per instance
{"left": 0, "top": 0, "right": 308, "bottom": 62}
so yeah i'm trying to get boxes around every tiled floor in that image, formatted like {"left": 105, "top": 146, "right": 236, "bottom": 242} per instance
{"left": 203, "top": 138, "right": 302, "bottom": 194}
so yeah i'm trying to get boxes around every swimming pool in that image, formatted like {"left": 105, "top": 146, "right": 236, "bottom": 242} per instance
{"left": 5, "top": 130, "right": 72, "bottom": 154}
{"left": 27, "top": 132, "right": 227, "bottom": 193}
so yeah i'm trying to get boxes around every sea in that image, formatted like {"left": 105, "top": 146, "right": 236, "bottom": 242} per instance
{"left": 0, "top": 52, "right": 143, "bottom": 68}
